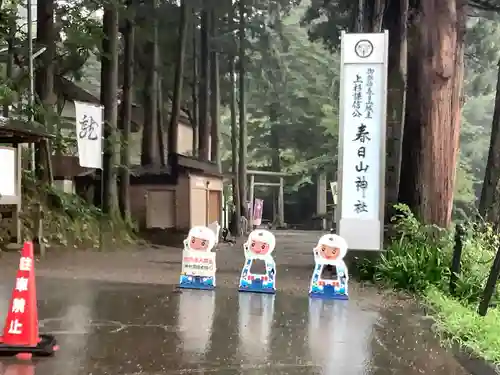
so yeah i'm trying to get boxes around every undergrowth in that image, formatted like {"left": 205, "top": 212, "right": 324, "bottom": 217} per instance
{"left": 8, "top": 171, "right": 138, "bottom": 249}
{"left": 358, "top": 204, "right": 498, "bottom": 303}
{"left": 425, "top": 287, "right": 500, "bottom": 365}
{"left": 357, "top": 203, "right": 500, "bottom": 365}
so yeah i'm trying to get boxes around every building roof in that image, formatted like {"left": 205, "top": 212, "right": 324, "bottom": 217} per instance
{"left": 0, "top": 116, "right": 53, "bottom": 143}
{"left": 55, "top": 76, "right": 193, "bottom": 131}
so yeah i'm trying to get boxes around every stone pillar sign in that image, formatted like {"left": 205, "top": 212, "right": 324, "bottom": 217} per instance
{"left": 337, "top": 31, "right": 389, "bottom": 251}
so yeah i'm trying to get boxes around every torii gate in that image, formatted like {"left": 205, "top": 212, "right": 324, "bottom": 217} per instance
{"left": 247, "top": 170, "right": 287, "bottom": 228}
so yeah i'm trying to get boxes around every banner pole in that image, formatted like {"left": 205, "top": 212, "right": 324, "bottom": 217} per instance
{"left": 99, "top": 167, "right": 104, "bottom": 251}
{"left": 99, "top": 106, "right": 104, "bottom": 251}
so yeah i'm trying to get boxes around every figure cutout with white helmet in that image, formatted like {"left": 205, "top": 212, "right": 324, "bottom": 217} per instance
{"left": 238, "top": 229, "right": 276, "bottom": 294}
{"left": 309, "top": 234, "right": 349, "bottom": 299}
{"left": 179, "top": 226, "right": 217, "bottom": 290}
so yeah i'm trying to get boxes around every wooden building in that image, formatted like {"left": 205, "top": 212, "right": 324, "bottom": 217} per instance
{"left": 51, "top": 78, "right": 223, "bottom": 231}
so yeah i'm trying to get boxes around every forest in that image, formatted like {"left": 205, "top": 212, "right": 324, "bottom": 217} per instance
{"left": 0, "top": 0, "right": 500, "bottom": 233}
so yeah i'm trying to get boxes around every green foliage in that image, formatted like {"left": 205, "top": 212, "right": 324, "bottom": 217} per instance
{"left": 425, "top": 287, "right": 500, "bottom": 366}
{"left": 454, "top": 161, "right": 477, "bottom": 210}
{"left": 465, "top": 15, "right": 500, "bottom": 97}
{"left": 55, "top": 1, "right": 104, "bottom": 79}
{"left": 222, "top": 4, "right": 339, "bottom": 192}
{"left": 300, "top": 0, "right": 353, "bottom": 50}
{"left": 455, "top": 16, "right": 500, "bottom": 213}
{"left": 20, "top": 171, "right": 137, "bottom": 250}
{"left": 359, "top": 204, "right": 499, "bottom": 303}
{"left": 363, "top": 204, "right": 453, "bottom": 293}
{"left": 455, "top": 95, "right": 494, "bottom": 213}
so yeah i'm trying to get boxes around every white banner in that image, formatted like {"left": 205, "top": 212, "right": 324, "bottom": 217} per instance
{"left": 338, "top": 32, "right": 389, "bottom": 251}
{"left": 74, "top": 101, "right": 103, "bottom": 169}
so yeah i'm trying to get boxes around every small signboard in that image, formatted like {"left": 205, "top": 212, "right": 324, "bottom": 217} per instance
{"left": 238, "top": 229, "right": 276, "bottom": 294}
{"left": 252, "top": 199, "right": 264, "bottom": 226}
{"left": 0, "top": 147, "right": 16, "bottom": 199}
{"left": 329, "top": 181, "right": 338, "bottom": 205}
{"left": 309, "top": 234, "right": 349, "bottom": 300}
{"left": 181, "top": 251, "right": 215, "bottom": 278}
{"left": 179, "top": 226, "right": 217, "bottom": 290}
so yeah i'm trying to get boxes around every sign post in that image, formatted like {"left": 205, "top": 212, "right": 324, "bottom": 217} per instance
{"left": 337, "top": 31, "right": 389, "bottom": 251}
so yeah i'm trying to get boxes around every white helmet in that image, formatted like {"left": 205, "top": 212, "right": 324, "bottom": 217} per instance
{"left": 244, "top": 229, "right": 276, "bottom": 257}
{"left": 186, "top": 226, "right": 216, "bottom": 252}
{"left": 315, "top": 234, "right": 348, "bottom": 260}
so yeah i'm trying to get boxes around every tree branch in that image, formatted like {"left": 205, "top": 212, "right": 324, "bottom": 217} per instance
{"left": 469, "top": 0, "right": 500, "bottom": 12}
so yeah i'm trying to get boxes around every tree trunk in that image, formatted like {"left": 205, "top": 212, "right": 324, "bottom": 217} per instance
{"left": 229, "top": 53, "right": 241, "bottom": 235}
{"left": 157, "top": 76, "right": 165, "bottom": 165}
{"left": 3, "top": 14, "right": 15, "bottom": 117}
{"left": 269, "top": 103, "right": 280, "bottom": 223}
{"left": 140, "top": 0, "right": 160, "bottom": 165}
{"left": 355, "top": 0, "right": 365, "bottom": 32}
{"left": 238, "top": 0, "right": 247, "bottom": 213}
{"left": 35, "top": 0, "right": 55, "bottom": 113}
{"left": 198, "top": 4, "right": 210, "bottom": 161}
{"left": 383, "top": 0, "right": 408, "bottom": 222}
{"left": 168, "top": 0, "right": 188, "bottom": 156}
{"left": 210, "top": 7, "right": 221, "bottom": 171}
{"left": 191, "top": 8, "right": 199, "bottom": 156}
{"left": 398, "top": 0, "right": 465, "bottom": 228}
{"left": 479, "top": 59, "right": 500, "bottom": 220}
{"left": 371, "top": 0, "right": 385, "bottom": 31}
{"left": 119, "top": 0, "right": 135, "bottom": 222}
{"left": 35, "top": 0, "right": 56, "bottom": 183}
{"left": 100, "top": 4, "right": 120, "bottom": 214}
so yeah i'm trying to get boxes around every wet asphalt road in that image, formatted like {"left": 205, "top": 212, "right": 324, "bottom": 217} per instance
{"left": 0, "top": 278, "right": 471, "bottom": 375}
{"left": 0, "top": 230, "right": 475, "bottom": 374}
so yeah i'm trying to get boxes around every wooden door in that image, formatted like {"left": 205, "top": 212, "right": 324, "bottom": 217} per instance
{"left": 208, "top": 190, "right": 221, "bottom": 224}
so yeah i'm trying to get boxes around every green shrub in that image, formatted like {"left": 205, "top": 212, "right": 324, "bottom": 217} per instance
{"left": 359, "top": 204, "right": 499, "bottom": 304}
{"left": 359, "top": 204, "right": 452, "bottom": 292}
{"left": 456, "top": 223, "right": 498, "bottom": 303}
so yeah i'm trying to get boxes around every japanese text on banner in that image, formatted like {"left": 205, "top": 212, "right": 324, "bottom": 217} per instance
{"left": 74, "top": 101, "right": 103, "bottom": 169}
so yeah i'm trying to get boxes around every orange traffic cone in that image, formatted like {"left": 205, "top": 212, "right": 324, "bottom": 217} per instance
{"left": 1, "top": 242, "right": 38, "bottom": 347}
{"left": 0, "top": 242, "right": 57, "bottom": 358}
